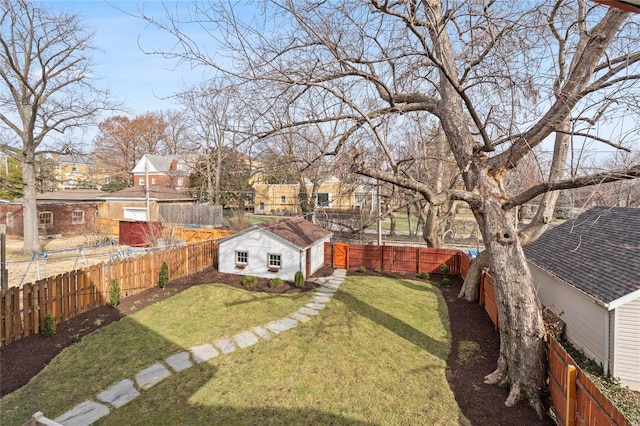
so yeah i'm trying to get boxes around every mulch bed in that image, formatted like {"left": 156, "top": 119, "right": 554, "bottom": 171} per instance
{"left": 1, "top": 267, "right": 553, "bottom": 425}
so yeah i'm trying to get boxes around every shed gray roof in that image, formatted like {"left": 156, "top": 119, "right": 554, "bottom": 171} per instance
{"left": 524, "top": 206, "right": 640, "bottom": 304}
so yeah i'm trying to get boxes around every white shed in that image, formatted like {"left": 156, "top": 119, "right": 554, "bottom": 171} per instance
{"left": 218, "top": 216, "right": 333, "bottom": 281}
{"left": 524, "top": 206, "right": 640, "bottom": 391}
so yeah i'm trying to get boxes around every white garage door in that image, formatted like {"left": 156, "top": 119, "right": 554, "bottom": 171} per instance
{"left": 123, "top": 207, "right": 148, "bottom": 221}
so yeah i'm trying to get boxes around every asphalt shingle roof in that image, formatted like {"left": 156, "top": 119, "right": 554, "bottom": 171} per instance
{"left": 98, "top": 186, "right": 194, "bottom": 201}
{"left": 256, "top": 216, "right": 332, "bottom": 249}
{"left": 524, "top": 206, "right": 640, "bottom": 304}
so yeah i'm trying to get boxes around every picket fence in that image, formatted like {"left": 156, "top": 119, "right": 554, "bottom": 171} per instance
{"left": 0, "top": 240, "right": 217, "bottom": 347}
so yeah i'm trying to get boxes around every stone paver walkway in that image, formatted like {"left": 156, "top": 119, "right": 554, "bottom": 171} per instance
{"left": 49, "top": 269, "right": 346, "bottom": 426}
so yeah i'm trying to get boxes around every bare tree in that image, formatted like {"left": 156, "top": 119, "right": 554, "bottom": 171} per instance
{"left": 140, "top": 0, "right": 640, "bottom": 414}
{"left": 0, "top": 0, "right": 113, "bottom": 253}
{"left": 177, "top": 82, "right": 249, "bottom": 205}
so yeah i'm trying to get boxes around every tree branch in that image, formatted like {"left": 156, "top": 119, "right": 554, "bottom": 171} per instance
{"left": 503, "top": 165, "right": 640, "bottom": 209}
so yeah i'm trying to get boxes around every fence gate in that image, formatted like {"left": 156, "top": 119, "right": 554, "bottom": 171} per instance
{"left": 333, "top": 243, "right": 349, "bottom": 269}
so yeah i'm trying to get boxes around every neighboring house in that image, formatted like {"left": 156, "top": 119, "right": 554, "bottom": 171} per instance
{"left": 132, "top": 154, "right": 191, "bottom": 191}
{"left": 253, "top": 176, "right": 369, "bottom": 214}
{"left": 98, "top": 186, "right": 195, "bottom": 222}
{"left": 217, "top": 216, "right": 333, "bottom": 281}
{"left": 524, "top": 206, "right": 640, "bottom": 391}
{"left": 0, "top": 189, "right": 106, "bottom": 237}
{"left": 51, "top": 153, "right": 111, "bottom": 190}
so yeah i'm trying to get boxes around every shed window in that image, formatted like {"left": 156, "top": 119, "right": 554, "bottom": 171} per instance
{"left": 139, "top": 177, "right": 145, "bottom": 185}
{"left": 268, "top": 253, "right": 282, "bottom": 269}
{"left": 6, "top": 212, "right": 14, "bottom": 229}
{"left": 236, "top": 251, "right": 248, "bottom": 265}
{"left": 72, "top": 210, "right": 84, "bottom": 224}
{"left": 39, "top": 211, "right": 53, "bottom": 226}
{"left": 280, "top": 196, "right": 286, "bottom": 204}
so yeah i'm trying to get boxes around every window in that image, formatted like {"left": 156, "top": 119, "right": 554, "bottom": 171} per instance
{"left": 268, "top": 253, "right": 282, "bottom": 269}
{"left": 280, "top": 196, "right": 286, "bottom": 204}
{"left": 6, "top": 212, "right": 13, "bottom": 229}
{"left": 316, "top": 193, "right": 330, "bottom": 207}
{"left": 39, "top": 211, "right": 53, "bottom": 226}
{"left": 177, "top": 177, "right": 184, "bottom": 187}
{"left": 151, "top": 177, "right": 156, "bottom": 185}
{"left": 259, "top": 202, "right": 265, "bottom": 210}
{"left": 139, "top": 177, "right": 145, "bottom": 185}
{"left": 236, "top": 251, "right": 248, "bottom": 265}
{"left": 72, "top": 210, "right": 84, "bottom": 224}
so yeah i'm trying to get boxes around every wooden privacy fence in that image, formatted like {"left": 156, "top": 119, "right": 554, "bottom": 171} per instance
{"left": 0, "top": 240, "right": 218, "bottom": 347}
{"left": 324, "top": 242, "right": 461, "bottom": 275}
{"left": 547, "top": 337, "right": 631, "bottom": 426}
{"left": 472, "top": 251, "right": 632, "bottom": 426}
{"left": 173, "top": 227, "right": 234, "bottom": 243}
{"left": 324, "top": 243, "right": 631, "bottom": 426}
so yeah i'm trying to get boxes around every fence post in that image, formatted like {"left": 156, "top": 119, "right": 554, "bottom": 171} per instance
{"left": 566, "top": 364, "right": 576, "bottom": 426}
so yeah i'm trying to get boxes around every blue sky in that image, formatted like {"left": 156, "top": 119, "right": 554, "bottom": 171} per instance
{"left": 45, "top": 1, "right": 211, "bottom": 126}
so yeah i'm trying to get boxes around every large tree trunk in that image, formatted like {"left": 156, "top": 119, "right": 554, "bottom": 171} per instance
{"left": 458, "top": 249, "right": 489, "bottom": 301}
{"left": 519, "top": 118, "right": 571, "bottom": 245}
{"left": 470, "top": 170, "right": 546, "bottom": 416}
{"left": 421, "top": 204, "right": 443, "bottom": 247}
{"left": 21, "top": 149, "right": 40, "bottom": 254}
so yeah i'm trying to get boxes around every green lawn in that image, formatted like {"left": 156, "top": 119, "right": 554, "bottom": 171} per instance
{"left": 1, "top": 277, "right": 466, "bottom": 425}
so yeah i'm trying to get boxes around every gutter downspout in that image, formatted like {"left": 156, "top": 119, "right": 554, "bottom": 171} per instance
{"left": 604, "top": 305, "right": 610, "bottom": 376}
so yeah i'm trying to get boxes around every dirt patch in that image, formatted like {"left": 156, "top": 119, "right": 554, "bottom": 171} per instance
{"left": 0, "top": 266, "right": 554, "bottom": 425}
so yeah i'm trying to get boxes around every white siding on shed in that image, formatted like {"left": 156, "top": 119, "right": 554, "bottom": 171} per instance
{"left": 614, "top": 297, "right": 640, "bottom": 391}
{"left": 218, "top": 228, "right": 303, "bottom": 281}
{"left": 308, "top": 237, "right": 330, "bottom": 277}
{"left": 530, "top": 263, "right": 608, "bottom": 365}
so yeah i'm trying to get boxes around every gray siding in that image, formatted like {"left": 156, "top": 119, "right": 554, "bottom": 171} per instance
{"left": 530, "top": 262, "right": 607, "bottom": 365}
{"left": 614, "top": 298, "right": 640, "bottom": 391}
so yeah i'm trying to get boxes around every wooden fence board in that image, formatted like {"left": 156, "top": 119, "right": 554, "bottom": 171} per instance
{"left": 0, "top": 240, "right": 218, "bottom": 346}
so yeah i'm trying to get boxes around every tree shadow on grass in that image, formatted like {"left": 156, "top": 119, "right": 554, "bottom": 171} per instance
{"left": 334, "top": 290, "right": 449, "bottom": 361}
{"left": 97, "top": 359, "right": 379, "bottom": 426}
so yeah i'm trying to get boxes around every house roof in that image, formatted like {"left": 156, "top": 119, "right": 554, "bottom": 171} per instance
{"left": 524, "top": 206, "right": 640, "bottom": 305}
{"left": 36, "top": 189, "right": 107, "bottom": 202}
{"left": 220, "top": 216, "right": 332, "bottom": 250}
{"left": 98, "top": 186, "right": 194, "bottom": 202}
{"left": 131, "top": 154, "right": 189, "bottom": 174}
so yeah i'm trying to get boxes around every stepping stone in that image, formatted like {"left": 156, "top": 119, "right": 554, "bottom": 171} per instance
{"left": 311, "top": 295, "right": 331, "bottom": 304}
{"left": 165, "top": 352, "right": 193, "bottom": 372}
{"left": 253, "top": 326, "right": 272, "bottom": 340}
{"left": 265, "top": 318, "right": 298, "bottom": 334}
{"left": 299, "top": 306, "right": 319, "bottom": 316}
{"left": 55, "top": 400, "right": 110, "bottom": 426}
{"left": 306, "top": 303, "right": 325, "bottom": 310}
{"left": 315, "top": 291, "right": 334, "bottom": 299}
{"left": 291, "top": 312, "right": 311, "bottom": 323}
{"left": 191, "top": 343, "right": 219, "bottom": 363}
{"left": 235, "top": 330, "right": 259, "bottom": 349}
{"left": 323, "top": 282, "right": 340, "bottom": 290}
{"left": 135, "top": 362, "right": 171, "bottom": 390}
{"left": 97, "top": 379, "right": 140, "bottom": 408}
{"left": 317, "top": 287, "right": 337, "bottom": 294}
{"left": 214, "top": 337, "right": 236, "bottom": 354}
